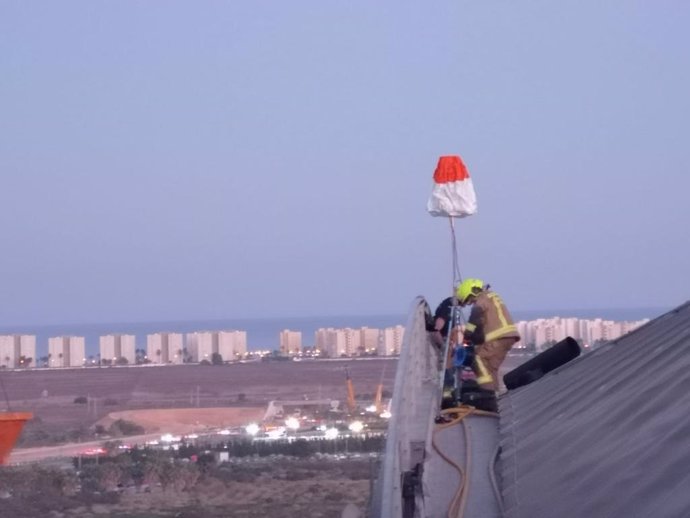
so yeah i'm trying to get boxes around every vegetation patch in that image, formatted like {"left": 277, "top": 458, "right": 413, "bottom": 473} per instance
{"left": 0, "top": 451, "right": 374, "bottom": 518}
{"left": 107, "top": 419, "right": 145, "bottom": 437}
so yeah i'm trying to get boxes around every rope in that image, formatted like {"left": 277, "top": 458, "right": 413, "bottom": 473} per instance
{"left": 431, "top": 407, "right": 472, "bottom": 518}
{"left": 447, "top": 215, "right": 466, "bottom": 356}
{"left": 457, "top": 418, "right": 472, "bottom": 518}
{"left": 449, "top": 217, "right": 463, "bottom": 290}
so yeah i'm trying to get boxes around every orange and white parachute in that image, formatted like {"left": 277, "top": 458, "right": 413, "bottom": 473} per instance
{"left": 427, "top": 155, "right": 477, "bottom": 218}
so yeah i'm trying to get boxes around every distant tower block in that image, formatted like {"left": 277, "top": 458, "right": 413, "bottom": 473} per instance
{"left": 185, "top": 330, "right": 247, "bottom": 363}
{"left": 378, "top": 326, "right": 404, "bottom": 356}
{"left": 279, "top": 330, "right": 302, "bottom": 356}
{"left": 99, "top": 334, "right": 136, "bottom": 365}
{"left": 48, "top": 336, "right": 85, "bottom": 367}
{"left": 0, "top": 335, "right": 36, "bottom": 368}
{"left": 147, "top": 333, "right": 183, "bottom": 364}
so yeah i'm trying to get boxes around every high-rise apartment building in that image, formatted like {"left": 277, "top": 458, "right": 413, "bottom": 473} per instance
{"left": 326, "top": 329, "right": 347, "bottom": 358}
{"left": 0, "top": 336, "right": 13, "bottom": 369}
{"left": 219, "top": 330, "right": 247, "bottom": 360}
{"left": 0, "top": 335, "right": 36, "bottom": 368}
{"left": 514, "top": 317, "right": 649, "bottom": 350}
{"left": 186, "top": 330, "right": 247, "bottom": 363}
{"left": 378, "top": 326, "right": 404, "bottom": 356}
{"left": 48, "top": 336, "right": 85, "bottom": 368}
{"left": 99, "top": 334, "right": 136, "bottom": 365}
{"left": 563, "top": 318, "right": 581, "bottom": 341}
{"left": 515, "top": 321, "right": 531, "bottom": 349}
{"left": 342, "top": 328, "right": 361, "bottom": 356}
{"left": 360, "top": 327, "right": 379, "bottom": 354}
{"left": 314, "top": 328, "right": 334, "bottom": 354}
{"left": 186, "top": 332, "right": 214, "bottom": 363}
{"left": 314, "top": 325, "right": 404, "bottom": 357}
{"left": 147, "top": 333, "right": 184, "bottom": 364}
{"left": 279, "top": 330, "right": 302, "bottom": 356}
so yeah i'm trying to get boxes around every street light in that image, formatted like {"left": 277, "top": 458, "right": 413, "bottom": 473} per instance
{"left": 348, "top": 421, "right": 364, "bottom": 433}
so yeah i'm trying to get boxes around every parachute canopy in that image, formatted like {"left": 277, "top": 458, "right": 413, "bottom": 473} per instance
{"left": 427, "top": 155, "right": 477, "bottom": 218}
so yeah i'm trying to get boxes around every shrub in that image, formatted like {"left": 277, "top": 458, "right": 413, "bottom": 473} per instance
{"left": 108, "top": 419, "right": 145, "bottom": 437}
{"left": 73, "top": 396, "right": 88, "bottom": 404}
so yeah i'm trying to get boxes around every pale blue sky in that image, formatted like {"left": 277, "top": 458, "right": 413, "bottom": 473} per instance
{"left": 1, "top": 1, "right": 688, "bottom": 325}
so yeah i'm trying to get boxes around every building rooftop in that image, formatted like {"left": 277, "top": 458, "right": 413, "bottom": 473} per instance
{"left": 498, "top": 301, "right": 690, "bottom": 518}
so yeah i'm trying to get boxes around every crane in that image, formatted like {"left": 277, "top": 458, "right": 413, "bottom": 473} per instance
{"left": 345, "top": 367, "right": 357, "bottom": 414}
{"left": 374, "top": 363, "right": 387, "bottom": 414}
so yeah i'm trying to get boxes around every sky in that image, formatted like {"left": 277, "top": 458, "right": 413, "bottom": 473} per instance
{"left": 1, "top": 1, "right": 689, "bottom": 326}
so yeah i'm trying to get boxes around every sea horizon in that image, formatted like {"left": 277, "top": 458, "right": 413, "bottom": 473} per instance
{"left": 0, "top": 306, "right": 669, "bottom": 358}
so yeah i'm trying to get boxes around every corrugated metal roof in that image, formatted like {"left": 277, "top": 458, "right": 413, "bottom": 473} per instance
{"left": 498, "top": 301, "right": 690, "bottom": 518}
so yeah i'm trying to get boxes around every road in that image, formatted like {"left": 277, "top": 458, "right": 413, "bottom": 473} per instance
{"left": 8, "top": 432, "right": 162, "bottom": 464}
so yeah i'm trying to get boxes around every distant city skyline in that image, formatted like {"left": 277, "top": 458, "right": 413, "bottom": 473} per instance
{"left": 0, "top": 306, "right": 663, "bottom": 367}
{"left": 515, "top": 316, "right": 649, "bottom": 351}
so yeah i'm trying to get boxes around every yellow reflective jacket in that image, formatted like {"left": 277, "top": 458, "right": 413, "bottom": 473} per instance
{"left": 463, "top": 290, "right": 520, "bottom": 345}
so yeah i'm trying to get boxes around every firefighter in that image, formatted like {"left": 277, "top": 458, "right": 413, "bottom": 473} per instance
{"left": 456, "top": 278, "right": 520, "bottom": 392}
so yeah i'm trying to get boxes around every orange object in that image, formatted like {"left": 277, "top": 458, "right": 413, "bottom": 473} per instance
{"left": 374, "top": 383, "right": 384, "bottom": 415}
{"left": 0, "top": 413, "right": 32, "bottom": 465}
{"left": 345, "top": 368, "right": 357, "bottom": 414}
{"left": 428, "top": 154, "right": 477, "bottom": 217}
{"left": 433, "top": 155, "right": 470, "bottom": 184}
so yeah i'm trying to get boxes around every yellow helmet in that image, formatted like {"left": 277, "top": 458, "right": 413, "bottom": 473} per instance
{"left": 456, "top": 278, "right": 484, "bottom": 304}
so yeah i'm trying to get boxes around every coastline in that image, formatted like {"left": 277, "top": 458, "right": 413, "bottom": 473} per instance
{"left": 0, "top": 307, "right": 666, "bottom": 359}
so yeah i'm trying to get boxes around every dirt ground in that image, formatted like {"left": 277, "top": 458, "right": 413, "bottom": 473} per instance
{"left": 4, "top": 355, "right": 528, "bottom": 446}
{"left": 96, "top": 407, "right": 266, "bottom": 434}
{"left": 2, "top": 359, "right": 397, "bottom": 446}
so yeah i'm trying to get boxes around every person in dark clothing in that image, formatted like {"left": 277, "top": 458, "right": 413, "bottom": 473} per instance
{"left": 429, "top": 295, "right": 464, "bottom": 392}
{"left": 431, "top": 295, "right": 463, "bottom": 346}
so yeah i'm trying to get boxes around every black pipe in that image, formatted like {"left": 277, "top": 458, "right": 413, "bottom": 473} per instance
{"left": 503, "top": 337, "right": 581, "bottom": 390}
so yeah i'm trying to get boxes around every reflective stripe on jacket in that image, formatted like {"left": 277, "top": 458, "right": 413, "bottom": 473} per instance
{"left": 463, "top": 290, "right": 520, "bottom": 345}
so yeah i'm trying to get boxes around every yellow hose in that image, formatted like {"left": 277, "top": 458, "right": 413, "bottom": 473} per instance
{"left": 432, "top": 405, "right": 499, "bottom": 518}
